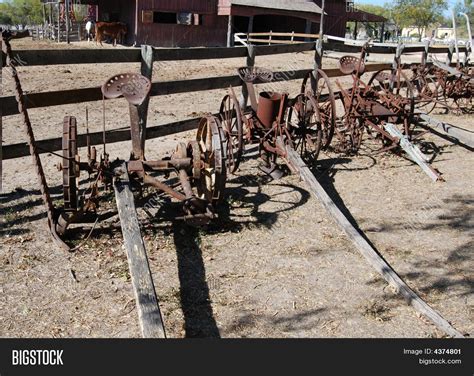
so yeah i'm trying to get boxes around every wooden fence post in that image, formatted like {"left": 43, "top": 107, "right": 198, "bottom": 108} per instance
{"left": 447, "top": 41, "right": 454, "bottom": 66}
{"left": 269, "top": 30, "right": 272, "bottom": 45}
{"left": 0, "top": 38, "right": 2, "bottom": 191}
{"left": 240, "top": 44, "right": 256, "bottom": 109}
{"left": 138, "top": 45, "right": 154, "bottom": 155}
{"left": 422, "top": 40, "right": 429, "bottom": 66}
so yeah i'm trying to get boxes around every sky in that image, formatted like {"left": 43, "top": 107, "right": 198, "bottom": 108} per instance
{"left": 356, "top": 0, "right": 461, "bottom": 15}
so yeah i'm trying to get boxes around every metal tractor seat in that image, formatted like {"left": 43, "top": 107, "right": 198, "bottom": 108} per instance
{"left": 238, "top": 66, "right": 274, "bottom": 83}
{"left": 101, "top": 73, "right": 152, "bottom": 106}
{"left": 338, "top": 56, "right": 366, "bottom": 75}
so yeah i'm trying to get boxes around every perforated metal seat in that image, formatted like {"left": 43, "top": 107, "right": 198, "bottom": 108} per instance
{"left": 237, "top": 66, "right": 274, "bottom": 83}
{"left": 101, "top": 73, "right": 151, "bottom": 106}
{"left": 338, "top": 56, "right": 366, "bottom": 75}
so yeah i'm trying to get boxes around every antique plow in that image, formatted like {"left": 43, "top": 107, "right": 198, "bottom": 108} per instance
{"left": 56, "top": 73, "right": 227, "bottom": 244}
{"left": 333, "top": 43, "right": 416, "bottom": 154}
{"left": 218, "top": 66, "right": 335, "bottom": 177}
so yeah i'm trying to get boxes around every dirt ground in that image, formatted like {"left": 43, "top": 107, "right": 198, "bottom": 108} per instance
{"left": 0, "top": 39, "right": 472, "bottom": 338}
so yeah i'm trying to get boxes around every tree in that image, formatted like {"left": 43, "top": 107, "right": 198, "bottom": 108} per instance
{"left": 0, "top": 0, "right": 42, "bottom": 28}
{"left": 0, "top": 3, "right": 13, "bottom": 25}
{"left": 356, "top": 4, "right": 390, "bottom": 38}
{"left": 398, "top": 0, "right": 448, "bottom": 40}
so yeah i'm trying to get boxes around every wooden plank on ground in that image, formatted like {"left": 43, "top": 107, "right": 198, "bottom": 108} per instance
{"left": 113, "top": 163, "right": 166, "bottom": 338}
{"left": 383, "top": 123, "right": 442, "bottom": 182}
{"left": 284, "top": 144, "right": 464, "bottom": 338}
{"left": 417, "top": 113, "right": 474, "bottom": 148}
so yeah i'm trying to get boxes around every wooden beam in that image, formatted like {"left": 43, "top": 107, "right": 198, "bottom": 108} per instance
{"left": 283, "top": 144, "right": 464, "bottom": 338}
{"left": 0, "top": 64, "right": 391, "bottom": 117}
{"left": 3, "top": 114, "right": 207, "bottom": 160}
{"left": 138, "top": 45, "right": 153, "bottom": 155}
{"left": 417, "top": 113, "right": 474, "bottom": 148}
{"left": 383, "top": 123, "right": 442, "bottom": 182}
{"left": 0, "top": 38, "right": 2, "bottom": 190}
{"left": 240, "top": 44, "right": 256, "bottom": 109}
{"left": 113, "top": 163, "right": 166, "bottom": 338}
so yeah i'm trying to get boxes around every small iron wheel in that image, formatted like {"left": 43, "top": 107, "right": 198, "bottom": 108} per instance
{"left": 287, "top": 93, "right": 323, "bottom": 166}
{"left": 301, "top": 69, "right": 336, "bottom": 149}
{"left": 62, "top": 116, "right": 79, "bottom": 211}
{"left": 196, "top": 116, "right": 227, "bottom": 205}
{"left": 219, "top": 89, "right": 244, "bottom": 173}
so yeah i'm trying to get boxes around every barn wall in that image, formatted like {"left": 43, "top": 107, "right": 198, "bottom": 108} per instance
{"left": 313, "top": 0, "right": 348, "bottom": 37}
{"left": 135, "top": 0, "right": 227, "bottom": 47}
{"left": 97, "top": 0, "right": 136, "bottom": 44}
{"left": 252, "top": 15, "right": 308, "bottom": 34}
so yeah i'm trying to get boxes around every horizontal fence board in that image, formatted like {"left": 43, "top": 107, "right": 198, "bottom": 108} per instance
{"left": 153, "top": 46, "right": 247, "bottom": 61}
{"left": 3, "top": 115, "right": 206, "bottom": 160}
{"left": 2, "top": 43, "right": 315, "bottom": 68}
{"left": 1, "top": 42, "right": 467, "bottom": 68}
{"left": 0, "top": 63, "right": 391, "bottom": 117}
{"left": 255, "top": 42, "right": 315, "bottom": 55}
{"left": 2, "top": 49, "right": 142, "bottom": 66}
{"left": 2, "top": 63, "right": 394, "bottom": 159}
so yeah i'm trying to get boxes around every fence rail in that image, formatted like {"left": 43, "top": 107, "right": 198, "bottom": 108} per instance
{"left": 0, "top": 38, "right": 471, "bottom": 161}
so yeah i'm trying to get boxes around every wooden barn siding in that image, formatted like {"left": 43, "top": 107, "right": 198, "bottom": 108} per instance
{"left": 97, "top": 0, "right": 137, "bottom": 44}
{"left": 136, "top": 0, "right": 227, "bottom": 47}
{"left": 313, "top": 0, "right": 348, "bottom": 37}
{"left": 138, "top": 0, "right": 217, "bottom": 14}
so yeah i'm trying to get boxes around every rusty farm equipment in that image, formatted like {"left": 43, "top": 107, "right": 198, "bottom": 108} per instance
{"left": 332, "top": 43, "right": 416, "bottom": 155}
{"left": 56, "top": 73, "right": 227, "bottom": 244}
{"left": 218, "top": 66, "right": 336, "bottom": 177}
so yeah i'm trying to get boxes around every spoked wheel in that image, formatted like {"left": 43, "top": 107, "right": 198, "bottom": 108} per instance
{"left": 368, "top": 69, "right": 416, "bottom": 138}
{"left": 413, "top": 75, "right": 440, "bottom": 115}
{"left": 337, "top": 96, "right": 364, "bottom": 154}
{"left": 196, "top": 116, "right": 227, "bottom": 205}
{"left": 301, "top": 69, "right": 336, "bottom": 149}
{"left": 62, "top": 116, "right": 79, "bottom": 211}
{"left": 454, "top": 95, "right": 474, "bottom": 114}
{"left": 287, "top": 93, "right": 323, "bottom": 165}
{"left": 219, "top": 89, "right": 244, "bottom": 173}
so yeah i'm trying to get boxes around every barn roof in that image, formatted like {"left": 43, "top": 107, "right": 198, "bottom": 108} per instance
{"left": 230, "top": 0, "right": 323, "bottom": 14}
{"left": 346, "top": 9, "right": 387, "bottom": 23}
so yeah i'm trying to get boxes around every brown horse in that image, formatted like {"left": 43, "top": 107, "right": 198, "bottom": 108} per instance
{"left": 95, "top": 22, "right": 127, "bottom": 46}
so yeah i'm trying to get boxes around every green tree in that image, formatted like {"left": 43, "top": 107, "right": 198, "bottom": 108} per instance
{"left": 0, "top": 3, "right": 13, "bottom": 25}
{"left": 1, "top": 0, "right": 42, "bottom": 28}
{"left": 398, "top": 0, "right": 447, "bottom": 40}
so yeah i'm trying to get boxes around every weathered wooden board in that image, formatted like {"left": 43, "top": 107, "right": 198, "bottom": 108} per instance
{"left": 3, "top": 114, "right": 207, "bottom": 160}
{"left": 113, "top": 163, "right": 166, "bottom": 338}
{"left": 384, "top": 123, "right": 443, "bottom": 182}
{"left": 0, "top": 63, "right": 391, "bottom": 117}
{"left": 417, "top": 113, "right": 474, "bottom": 148}
{"left": 284, "top": 144, "right": 464, "bottom": 338}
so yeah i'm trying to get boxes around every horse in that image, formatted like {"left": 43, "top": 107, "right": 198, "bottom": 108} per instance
{"left": 85, "top": 20, "right": 95, "bottom": 42}
{"left": 95, "top": 22, "right": 127, "bottom": 47}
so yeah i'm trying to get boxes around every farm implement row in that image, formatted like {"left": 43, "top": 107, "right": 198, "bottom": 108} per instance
{"left": 1, "top": 28, "right": 469, "bottom": 338}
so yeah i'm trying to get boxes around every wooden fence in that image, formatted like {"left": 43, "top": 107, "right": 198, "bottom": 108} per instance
{"left": 0, "top": 40, "right": 470, "bottom": 160}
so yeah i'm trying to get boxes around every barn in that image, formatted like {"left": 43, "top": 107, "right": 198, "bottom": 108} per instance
{"left": 41, "top": 0, "right": 386, "bottom": 47}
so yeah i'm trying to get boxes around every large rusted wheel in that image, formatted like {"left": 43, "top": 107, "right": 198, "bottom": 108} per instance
{"left": 287, "top": 93, "right": 323, "bottom": 165}
{"left": 337, "top": 95, "right": 364, "bottom": 154}
{"left": 301, "top": 69, "right": 336, "bottom": 149}
{"left": 219, "top": 89, "right": 244, "bottom": 173}
{"left": 62, "top": 116, "right": 79, "bottom": 211}
{"left": 196, "top": 116, "right": 227, "bottom": 205}
{"left": 411, "top": 74, "right": 440, "bottom": 114}
{"left": 368, "top": 69, "right": 416, "bottom": 137}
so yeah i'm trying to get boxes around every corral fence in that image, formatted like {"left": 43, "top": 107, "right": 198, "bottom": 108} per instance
{"left": 30, "top": 21, "right": 85, "bottom": 42}
{"left": 0, "top": 39, "right": 471, "bottom": 162}
{"left": 235, "top": 31, "right": 319, "bottom": 46}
